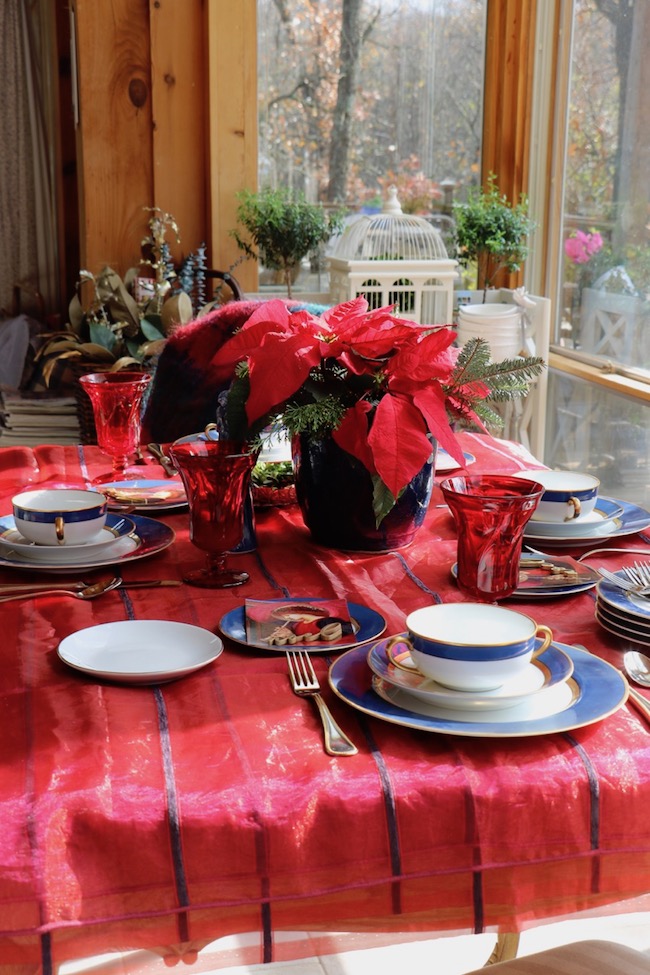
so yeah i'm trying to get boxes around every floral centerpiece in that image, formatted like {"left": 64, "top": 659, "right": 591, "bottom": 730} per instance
{"left": 214, "top": 297, "right": 544, "bottom": 549}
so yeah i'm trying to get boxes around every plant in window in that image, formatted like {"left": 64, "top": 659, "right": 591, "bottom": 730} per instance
{"left": 230, "top": 187, "right": 343, "bottom": 298}
{"left": 453, "top": 174, "right": 534, "bottom": 300}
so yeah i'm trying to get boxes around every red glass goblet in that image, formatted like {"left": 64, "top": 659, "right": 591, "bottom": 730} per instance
{"left": 440, "top": 474, "right": 544, "bottom": 602}
{"left": 79, "top": 372, "right": 151, "bottom": 483}
{"left": 168, "top": 439, "right": 256, "bottom": 588}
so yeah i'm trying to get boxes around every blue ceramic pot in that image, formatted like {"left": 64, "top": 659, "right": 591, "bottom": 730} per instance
{"left": 292, "top": 434, "right": 435, "bottom": 552}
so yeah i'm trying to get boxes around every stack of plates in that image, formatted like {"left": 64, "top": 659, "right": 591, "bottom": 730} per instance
{"left": 456, "top": 303, "right": 523, "bottom": 359}
{"left": 329, "top": 636, "right": 627, "bottom": 737}
{"left": 596, "top": 573, "right": 650, "bottom": 646}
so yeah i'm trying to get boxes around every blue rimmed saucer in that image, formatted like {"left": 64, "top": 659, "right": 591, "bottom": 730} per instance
{"left": 367, "top": 636, "right": 573, "bottom": 711}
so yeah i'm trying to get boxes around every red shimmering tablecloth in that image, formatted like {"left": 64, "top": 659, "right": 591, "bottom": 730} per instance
{"left": 1, "top": 433, "right": 650, "bottom": 972}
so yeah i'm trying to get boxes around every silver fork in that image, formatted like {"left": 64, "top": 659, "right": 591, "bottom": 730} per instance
{"left": 597, "top": 566, "right": 650, "bottom": 595}
{"left": 286, "top": 649, "right": 358, "bottom": 756}
{"left": 624, "top": 562, "right": 650, "bottom": 588}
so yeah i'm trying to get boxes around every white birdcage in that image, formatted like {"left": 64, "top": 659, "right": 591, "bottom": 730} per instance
{"left": 328, "top": 186, "right": 458, "bottom": 323}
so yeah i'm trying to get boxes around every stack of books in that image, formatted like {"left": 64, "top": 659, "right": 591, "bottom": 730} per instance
{"left": 0, "top": 392, "right": 80, "bottom": 446}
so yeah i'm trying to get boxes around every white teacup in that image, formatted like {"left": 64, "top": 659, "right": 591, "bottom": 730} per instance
{"left": 386, "top": 603, "right": 553, "bottom": 692}
{"left": 513, "top": 470, "right": 600, "bottom": 522}
{"left": 12, "top": 489, "right": 108, "bottom": 546}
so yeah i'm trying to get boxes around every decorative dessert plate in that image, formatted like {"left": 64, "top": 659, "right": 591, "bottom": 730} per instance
{"left": 100, "top": 479, "right": 187, "bottom": 512}
{"left": 218, "top": 602, "right": 386, "bottom": 653}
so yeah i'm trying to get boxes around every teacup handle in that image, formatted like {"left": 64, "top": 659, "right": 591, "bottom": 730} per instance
{"left": 565, "top": 496, "right": 581, "bottom": 520}
{"left": 533, "top": 625, "right": 553, "bottom": 657}
{"left": 54, "top": 516, "right": 65, "bottom": 543}
{"left": 385, "top": 635, "right": 418, "bottom": 673}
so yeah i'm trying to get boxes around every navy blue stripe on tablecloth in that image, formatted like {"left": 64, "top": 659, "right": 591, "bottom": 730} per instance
{"left": 154, "top": 688, "right": 191, "bottom": 943}
{"left": 562, "top": 732, "right": 601, "bottom": 893}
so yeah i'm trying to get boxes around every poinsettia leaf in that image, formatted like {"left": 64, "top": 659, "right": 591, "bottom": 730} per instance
{"left": 412, "top": 384, "right": 466, "bottom": 466}
{"left": 372, "top": 474, "right": 397, "bottom": 528}
{"left": 322, "top": 296, "right": 369, "bottom": 328}
{"left": 387, "top": 329, "right": 457, "bottom": 382}
{"left": 332, "top": 401, "right": 375, "bottom": 473}
{"left": 246, "top": 332, "right": 322, "bottom": 422}
{"left": 368, "top": 394, "right": 432, "bottom": 497}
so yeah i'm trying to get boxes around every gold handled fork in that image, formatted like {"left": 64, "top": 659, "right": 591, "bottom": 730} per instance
{"left": 286, "top": 649, "right": 358, "bottom": 756}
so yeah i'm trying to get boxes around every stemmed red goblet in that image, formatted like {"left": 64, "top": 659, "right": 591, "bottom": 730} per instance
{"left": 168, "top": 439, "right": 257, "bottom": 588}
{"left": 79, "top": 371, "right": 151, "bottom": 483}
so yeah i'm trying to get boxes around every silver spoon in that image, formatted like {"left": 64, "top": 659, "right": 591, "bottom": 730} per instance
{"left": 623, "top": 650, "right": 650, "bottom": 688}
{"left": 0, "top": 576, "right": 122, "bottom": 603}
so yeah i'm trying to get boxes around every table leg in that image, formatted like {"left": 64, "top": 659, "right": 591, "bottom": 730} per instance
{"left": 484, "top": 932, "right": 520, "bottom": 965}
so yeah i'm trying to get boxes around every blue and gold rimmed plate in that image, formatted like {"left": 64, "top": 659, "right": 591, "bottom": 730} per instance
{"left": 597, "top": 573, "right": 650, "bottom": 622}
{"left": 219, "top": 602, "right": 386, "bottom": 653}
{"left": 0, "top": 515, "right": 174, "bottom": 573}
{"left": 329, "top": 642, "right": 627, "bottom": 737}
{"left": 523, "top": 498, "right": 650, "bottom": 547}
{"left": 366, "top": 636, "right": 573, "bottom": 711}
{"left": 451, "top": 556, "right": 600, "bottom": 599}
{"left": 0, "top": 513, "right": 136, "bottom": 562}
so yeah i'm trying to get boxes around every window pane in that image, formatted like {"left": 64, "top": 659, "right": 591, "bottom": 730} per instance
{"left": 545, "top": 369, "right": 650, "bottom": 508}
{"left": 556, "top": 0, "right": 650, "bottom": 376}
{"left": 256, "top": 0, "right": 486, "bottom": 294}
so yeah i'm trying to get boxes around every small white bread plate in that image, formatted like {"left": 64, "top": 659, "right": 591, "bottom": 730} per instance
{"left": 58, "top": 620, "right": 223, "bottom": 684}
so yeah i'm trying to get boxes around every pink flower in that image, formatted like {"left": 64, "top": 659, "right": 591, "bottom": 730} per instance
{"left": 564, "top": 230, "right": 603, "bottom": 265}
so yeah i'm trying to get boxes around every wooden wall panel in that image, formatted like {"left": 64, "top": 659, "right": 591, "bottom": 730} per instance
{"left": 150, "top": 1, "right": 207, "bottom": 264}
{"left": 482, "top": 0, "right": 537, "bottom": 289}
{"left": 72, "top": 0, "right": 154, "bottom": 276}
{"left": 206, "top": 0, "right": 258, "bottom": 292}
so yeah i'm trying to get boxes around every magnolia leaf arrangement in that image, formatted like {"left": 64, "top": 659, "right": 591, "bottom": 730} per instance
{"left": 36, "top": 209, "right": 207, "bottom": 388}
{"left": 215, "top": 297, "right": 545, "bottom": 526}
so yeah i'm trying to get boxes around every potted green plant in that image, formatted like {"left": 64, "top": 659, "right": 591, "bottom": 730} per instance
{"left": 231, "top": 187, "right": 343, "bottom": 298}
{"left": 453, "top": 174, "right": 534, "bottom": 300}
{"left": 214, "top": 297, "right": 544, "bottom": 551}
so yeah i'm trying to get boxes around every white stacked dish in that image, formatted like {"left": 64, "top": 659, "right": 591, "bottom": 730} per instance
{"left": 596, "top": 572, "right": 650, "bottom": 646}
{"left": 456, "top": 303, "right": 523, "bottom": 359}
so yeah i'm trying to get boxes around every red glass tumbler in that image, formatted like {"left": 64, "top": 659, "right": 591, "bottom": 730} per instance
{"left": 440, "top": 474, "right": 544, "bottom": 602}
{"left": 79, "top": 371, "right": 151, "bottom": 482}
{"left": 168, "top": 439, "right": 256, "bottom": 588}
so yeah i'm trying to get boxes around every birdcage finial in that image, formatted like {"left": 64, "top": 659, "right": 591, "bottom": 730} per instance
{"left": 384, "top": 185, "right": 403, "bottom": 215}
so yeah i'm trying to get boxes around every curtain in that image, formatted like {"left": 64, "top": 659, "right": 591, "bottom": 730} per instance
{"left": 0, "top": 0, "right": 59, "bottom": 318}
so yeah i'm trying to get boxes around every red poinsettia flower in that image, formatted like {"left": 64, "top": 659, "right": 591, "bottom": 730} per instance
{"left": 214, "top": 297, "right": 477, "bottom": 500}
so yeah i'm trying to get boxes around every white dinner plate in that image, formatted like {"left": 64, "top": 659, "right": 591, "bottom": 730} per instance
{"left": 435, "top": 449, "right": 476, "bottom": 473}
{"left": 595, "top": 605, "right": 650, "bottom": 647}
{"left": 0, "top": 514, "right": 136, "bottom": 562}
{"left": 100, "top": 479, "right": 187, "bottom": 512}
{"left": 366, "top": 637, "right": 574, "bottom": 711}
{"left": 0, "top": 514, "right": 174, "bottom": 572}
{"left": 523, "top": 498, "right": 650, "bottom": 547}
{"left": 329, "top": 642, "right": 627, "bottom": 737}
{"left": 597, "top": 573, "right": 650, "bottom": 622}
{"left": 58, "top": 619, "right": 223, "bottom": 684}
